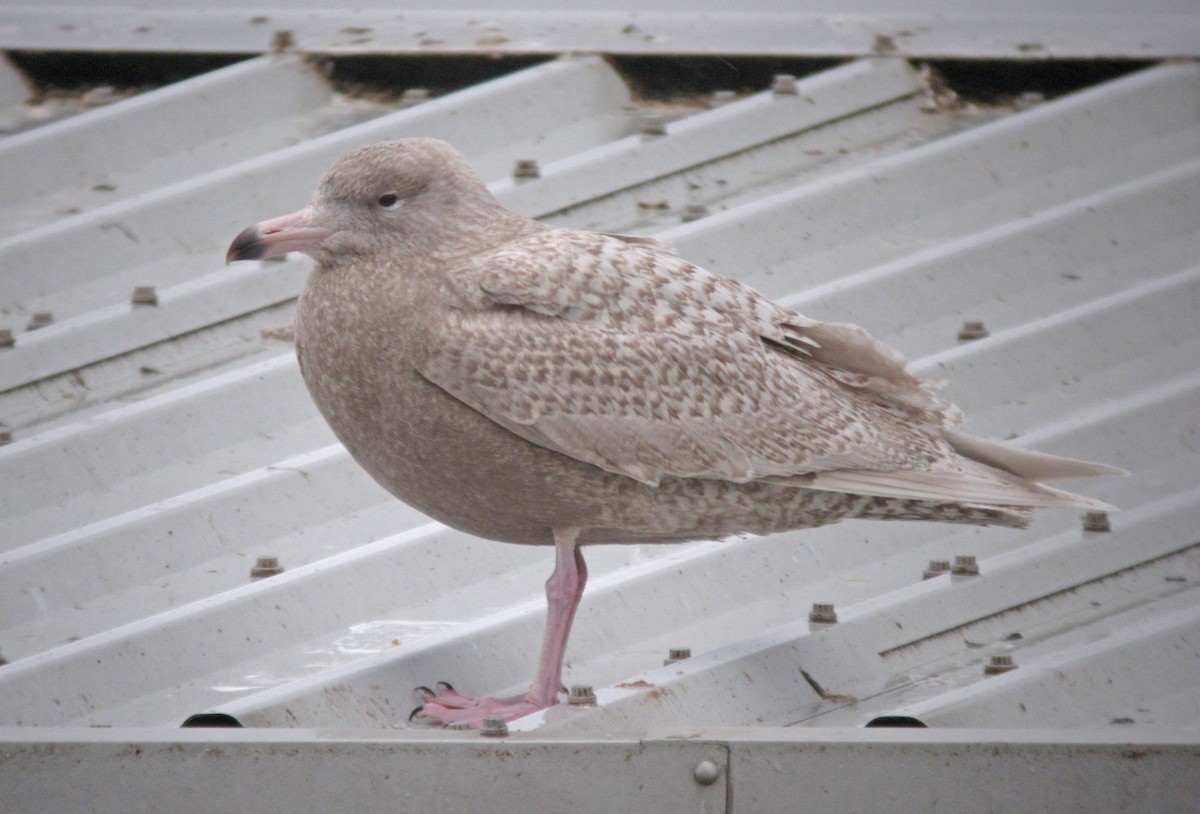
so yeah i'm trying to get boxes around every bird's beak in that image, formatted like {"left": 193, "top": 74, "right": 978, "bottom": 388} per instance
{"left": 226, "top": 209, "right": 335, "bottom": 263}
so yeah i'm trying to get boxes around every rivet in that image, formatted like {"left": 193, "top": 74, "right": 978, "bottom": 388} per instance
{"left": 131, "top": 286, "right": 158, "bottom": 306}
{"left": 681, "top": 203, "right": 710, "bottom": 222}
{"left": 249, "top": 556, "right": 284, "bottom": 579}
{"left": 1083, "top": 511, "right": 1111, "bottom": 532}
{"left": 0, "top": 329, "right": 14, "bottom": 348}
{"left": 445, "top": 720, "right": 471, "bottom": 731}
{"left": 400, "top": 88, "right": 430, "bottom": 106}
{"left": 708, "top": 90, "right": 736, "bottom": 108}
{"left": 664, "top": 647, "right": 692, "bottom": 665}
{"left": 512, "top": 159, "right": 540, "bottom": 180}
{"left": 923, "top": 559, "right": 951, "bottom": 579}
{"left": 984, "top": 654, "right": 1017, "bottom": 675}
{"left": 26, "top": 312, "right": 53, "bottom": 331}
{"left": 479, "top": 716, "right": 509, "bottom": 737}
{"left": 771, "top": 74, "right": 799, "bottom": 95}
{"left": 640, "top": 112, "right": 667, "bottom": 137}
{"left": 951, "top": 555, "right": 980, "bottom": 576}
{"left": 567, "top": 685, "right": 597, "bottom": 706}
{"left": 693, "top": 759, "right": 722, "bottom": 786}
{"left": 957, "top": 320, "right": 990, "bottom": 341}
{"left": 809, "top": 602, "right": 838, "bottom": 623}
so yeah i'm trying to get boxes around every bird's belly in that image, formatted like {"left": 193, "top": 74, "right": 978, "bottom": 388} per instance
{"left": 298, "top": 347, "right": 621, "bottom": 543}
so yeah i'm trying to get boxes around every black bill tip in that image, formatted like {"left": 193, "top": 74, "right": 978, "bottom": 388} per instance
{"left": 226, "top": 225, "right": 267, "bottom": 264}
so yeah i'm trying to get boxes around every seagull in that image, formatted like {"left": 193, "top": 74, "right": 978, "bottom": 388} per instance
{"left": 228, "top": 137, "right": 1123, "bottom": 726}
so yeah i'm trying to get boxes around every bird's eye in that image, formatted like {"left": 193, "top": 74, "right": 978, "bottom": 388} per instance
{"left": 377, "top": 193, "right": 401, "bottom": 209}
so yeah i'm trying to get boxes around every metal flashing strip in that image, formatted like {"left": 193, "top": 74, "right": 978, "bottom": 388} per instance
{"left": 0, "top": 727, "right": 1195, "bottom": 814}
{"left": 2, "top": 4, "right": 1198, "bottom": 57}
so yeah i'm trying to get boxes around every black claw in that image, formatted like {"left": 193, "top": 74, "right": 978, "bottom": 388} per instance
{"left": 408, "top": 706, "right": 425, "bottom": 722}
{"left": 414, "top": 685, "right": 435, "bottom": 696}
{"left": 436, "top": 681, "right": 455, "bottom": 693}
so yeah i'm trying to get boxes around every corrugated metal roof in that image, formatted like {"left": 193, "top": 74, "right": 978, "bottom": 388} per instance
{"left": 0, "top": 24, "right": 1198, "bottom": 812}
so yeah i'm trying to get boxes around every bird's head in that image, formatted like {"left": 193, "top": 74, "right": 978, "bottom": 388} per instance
{"left": 227, "top": 138, "right": 503, "bottom": 266}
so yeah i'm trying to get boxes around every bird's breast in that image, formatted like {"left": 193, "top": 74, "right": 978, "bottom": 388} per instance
{"left": 293, "top": 272, "right": 617, "bottom": 543}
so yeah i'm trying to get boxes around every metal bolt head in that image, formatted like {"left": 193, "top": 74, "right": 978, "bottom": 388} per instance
{"left": 681, "top": 203, "right": 710, "bottom": 222}
{"left": 479, "top": 715, "right": 509, "bottom": 737}
{"left": 567, "top": 684, "right": 597, "bottom": 706}
{"left": 771, "top": 74, "right": 799, "bottom": 95}
{"left": 923, "top": 559, "right": 951, "bottom": 579}
{"left": 640, "top": 112, "right": 667, "bottom": 136}
{"left": 809, "top": 602, "right": 838, "bottom": 623}
{"left": 26, "top": 312, "right": 53, "bottom": 331}
{"left": 1083, "top": 511, "right": 1111, "bottom": 532}
{"left": 249, "top": 556, "right": 284, "bottom": 579}
{"left": 693, "top": 759, "right": 722, "bottom": 786}
{"left": 400, "top": 88, "right": 430, "bottom": 106}
{"left": 664, "top": 647, "right": 692, "bottom": 665}
{"left": 957, "top": 320, "right": 990, "bottom": 341}
{"left": 512, "top": 159, "right": 540, "bottom": 180}
{"left": 131, "top": 286, "right": 158, "bottom": 306}
{"left": 951, "top": 555, "right": 980, "bottom": 576}
{"left": 984, "top": 654, "right": 1017, "bottom": 675}
{"left": 0, "top": 329, "right": 13, "bottom": 348}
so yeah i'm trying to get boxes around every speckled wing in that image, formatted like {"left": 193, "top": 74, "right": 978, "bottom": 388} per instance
{"left": 422, "top": 229, "right": 959, "bottom": 488}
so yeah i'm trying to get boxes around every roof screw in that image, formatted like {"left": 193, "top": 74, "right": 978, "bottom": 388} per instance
{"left": 0, "top": 329, "right": 14, "bottom": 349}
{"left": 681, "top": 203, "right": 710, "bottom": 222}
{"left": 26, "top": 312, "right": 53, "bottom": 331}
{"left": 957, "top": 320, "right": 990, "bottom": 341}
{"left": 131, "top": 286, "right": 158, "bottom": 306}
{"left": 444, "top": 720, "right": 472, "bottom": 731}
{"left": 640, "top": 112, "right": 668, "bottom": 137}
{"left": 249, "top": 556, "right": 284, "bottom": 579}
{"left": 479, "top": 715, "right": 509, "bottom": 737}
{"left": 693, "top": 759, "right": 722, "bottom": 786}
{"left": 1083, "top": 511, "right": 1111, "bottom": 532}
{"left": 567, "top": 684, "right": 597, "bottom": 706}
{"left": 512, "top": 159, "right": 540, "bottom": 180}
{"left": 400, "top": 87, "right": 430, "bottom": 106}
{"left": 984, "top": 654, "right": 1017, "bottom": 675}
{"left": 923, "top": 559, "right": 951, "bottom": 579}
{"left": 708, "top": 89, "right": 736, "bottom": 108}
{"left": 771, "top": 74, "right": 799, "bottom": 95}
{"left": 664, "top": 647, "right": 692, "bottom": 665}
{"left": 809, "top": 602, "right": 838, "bottom": 623}
{"left": 951, "top": 555, "right": 980, "bottom": 576}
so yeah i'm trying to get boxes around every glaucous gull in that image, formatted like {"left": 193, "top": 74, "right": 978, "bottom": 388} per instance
{"left": 228, "top": 138, "right": 1123, "bottom": 726}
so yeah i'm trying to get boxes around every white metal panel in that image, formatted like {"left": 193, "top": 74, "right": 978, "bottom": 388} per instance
{"left": 0, "top": 54, "right": 347, "bottom": 239}
{"left": 2, "top": 2, "right": 1198, "bottom": 57}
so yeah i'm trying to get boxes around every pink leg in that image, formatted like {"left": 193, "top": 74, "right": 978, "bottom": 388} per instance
{"left": 414, "top": 527, "right": 587, "bottom": 726}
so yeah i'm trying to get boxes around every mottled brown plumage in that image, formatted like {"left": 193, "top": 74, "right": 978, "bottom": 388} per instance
{"left": 228, "top": 137, "right": 1122, "bottom": 725}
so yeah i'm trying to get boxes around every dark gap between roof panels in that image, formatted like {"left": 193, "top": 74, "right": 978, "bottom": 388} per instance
{"left": 925, "top": 58, "right": 1154, "bottom": 105}
{"left": 2, "top": 50, "right": 1158, "bottom": 109}
{"left": 2, "top": 51, "right": 1152, "bottom": 114}
{"left": 321, "top": 53, "right": 551, "bottom": 99}
{"left": 608, "top": 56, "right": 844, "bottom": 101}
{"left": 5, "top": 51, "right": 248, "bottom": 102}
